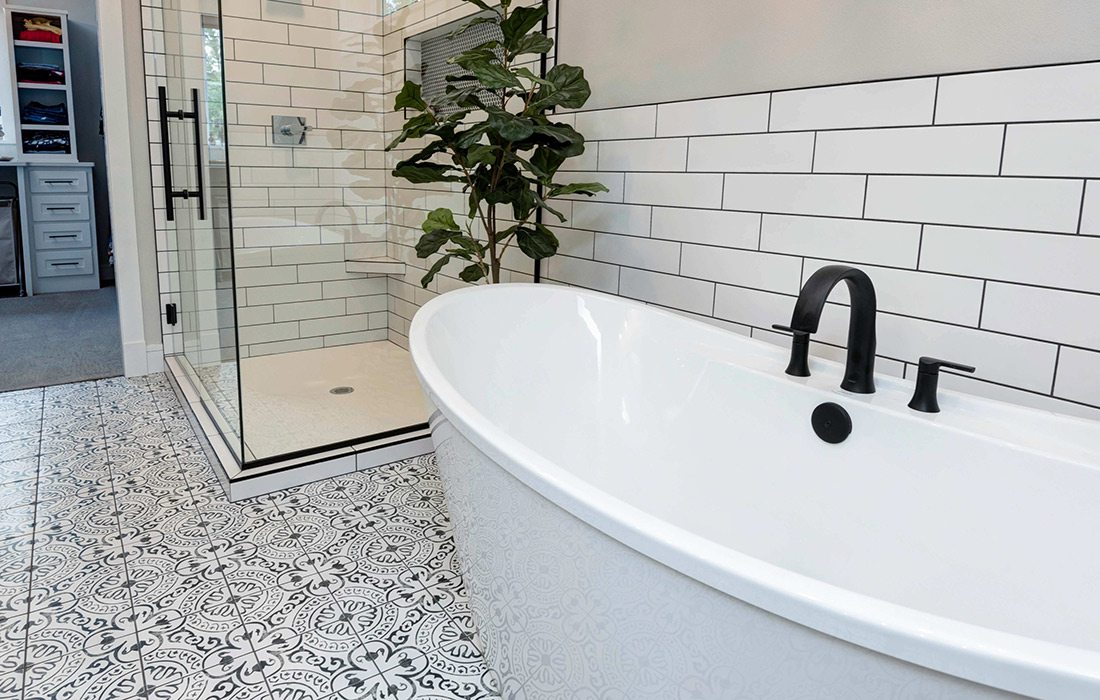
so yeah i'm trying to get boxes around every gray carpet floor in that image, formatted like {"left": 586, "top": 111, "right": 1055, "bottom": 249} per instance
{"left": 0, "top": 287, "right": 123, "bottom": 392}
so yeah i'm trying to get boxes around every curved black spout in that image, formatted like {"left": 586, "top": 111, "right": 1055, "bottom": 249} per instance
{"left": 784, "top": 265, "right": 877, "bottom": 394}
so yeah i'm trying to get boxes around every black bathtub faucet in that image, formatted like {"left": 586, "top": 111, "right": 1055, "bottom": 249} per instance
{"left": 772, "top": 264, "right": 878, "bottom": 394}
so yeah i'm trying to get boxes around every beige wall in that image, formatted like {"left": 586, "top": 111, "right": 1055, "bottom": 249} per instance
{"left": 559, "top": 0, "right": 1100, "bottom": 110}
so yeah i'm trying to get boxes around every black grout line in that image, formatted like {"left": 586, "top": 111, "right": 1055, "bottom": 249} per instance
{"left": 978, "top": 280, "right": 988, "bottom": 327}
{"left": 997, "top": 124, "right": 1008, "bottom": 176}
{"left": 1051, "top": 345, "right": 1063, "bottom": 396}
{"left": 860, "top": 175, "right": 869, "bottom": 218}
{"left": 1076, "top": 180, "right": 1088, "bottom": 234}
{"left": 18, "top": 387, "right": 46, "bottom": 692}
{"left": 931, "top": 76, "right": 940, "bottom": 124}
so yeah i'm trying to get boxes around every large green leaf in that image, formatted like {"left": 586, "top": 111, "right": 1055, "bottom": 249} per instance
{"left": 393, "top": 163, "right": 463, "bottom": 184}
{"left": 420, "top": 255, "right": 451, "bottom": 288}
{"left": 530, "top": 64, "right": 591, "bottom": 111}
{"left": 450, "top": 49, "right": 520, "bottom": 90}
{"left": 529, "top": 146, "right": 567, "bottom": 181}
{"left": 531, "top": 122, "right": 580, "bottom": 145}
{"left": 501, "top": 5, "right": 547, "bottom": 51}
{"left": 487, "top": 109, "right": 535, "bottom": 141}
{"left": 459, "top": 263, "right": 488, "bottom": 283}
{"left": 548, "top": 181, "right": 609, "bottom": 198}
{"left": 397, "top": 140, "right": 449, "bottom": 167}
{"left": 465, "top": 144, "right": 498, "bottom": 167}
{"left": 385, "top": 113, "right": 437, "bottom": 150}
{"left": 509, "top": 32, "right": 553, "bottom": 58}
{"left": 422, "top": 208, "right": 460, "bottom": 235}
{"left": 514, "top": 66, "right": 552, "bottom": 87}
{"left": 393, "top": 81, "right": 427, "bottom": 112}
{"left": 415, "top": 230, "right": 457, "bottom": 258}
{"left": 449, "top": 235, "right": 486, "bottom": 258}
{"left": 516, "top": 224, "right": 559, "bottom": 260}
{"left": 455, "top": 123, "right": 490, "bottom": 149}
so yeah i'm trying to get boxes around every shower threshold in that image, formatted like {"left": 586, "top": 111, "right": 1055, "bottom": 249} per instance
{"left": 165, "top": 341, "right": 433, "bottom": 500}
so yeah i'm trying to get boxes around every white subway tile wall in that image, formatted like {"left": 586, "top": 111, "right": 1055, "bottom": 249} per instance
{"left": 540, "top": 60, "right": 1100, "bottom": 417}
{"left": 147, "top": 0, "right": 1100, "bottom": 418}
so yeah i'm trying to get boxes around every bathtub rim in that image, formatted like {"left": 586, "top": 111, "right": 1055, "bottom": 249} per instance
{"left": 410, "top": 283, "right": 1100, "bottom": 698}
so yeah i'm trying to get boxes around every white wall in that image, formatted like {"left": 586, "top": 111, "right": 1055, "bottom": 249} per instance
{"left": 559, "top": 0, "right": 1100, "bottom": 110}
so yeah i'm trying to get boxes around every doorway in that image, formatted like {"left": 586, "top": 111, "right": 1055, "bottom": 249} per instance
{"left": 0, "top": 0, "right": 120, "bottom": 392}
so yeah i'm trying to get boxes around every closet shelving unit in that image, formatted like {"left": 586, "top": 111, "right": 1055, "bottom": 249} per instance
{"left": 0, "top": 7, "right": 100, "bottom": 295}
{"left": 5, "top": 9, "right": 75, "bottom": 160}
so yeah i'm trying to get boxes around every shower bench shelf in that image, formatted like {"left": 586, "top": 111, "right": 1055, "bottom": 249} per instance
{"left": 345, "top": 256, "right": 406, "bottom": 276}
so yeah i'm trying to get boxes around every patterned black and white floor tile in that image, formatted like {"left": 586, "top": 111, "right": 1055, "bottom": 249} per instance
{"left": 0, "top": 375, "right": 499, "bottom": 699}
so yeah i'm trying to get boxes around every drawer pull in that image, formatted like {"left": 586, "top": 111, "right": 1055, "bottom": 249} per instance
{"left": 48, "top": 233, "right": 78, "bottom": 239}
{"left": 50, "top": 261, "right": 81, "bottom": 268}
{"left": 45, "top": 206, "right": 77, "bottom": 212}
{"left": 42, "top": 179, "right": 76, "bottom": 185}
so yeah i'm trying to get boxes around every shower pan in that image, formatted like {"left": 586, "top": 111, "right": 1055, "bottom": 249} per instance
{"left": 153, "top": 0, "right": 431, "bottom": 498}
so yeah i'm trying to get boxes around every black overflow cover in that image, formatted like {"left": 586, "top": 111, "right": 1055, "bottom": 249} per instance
{"left": 811, "top": 402, "right": 852, "bottom": 444}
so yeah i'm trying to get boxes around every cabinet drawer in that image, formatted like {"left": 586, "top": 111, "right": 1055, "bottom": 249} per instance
{"left": 32, "top": 195, "right": 89, "bottom": 222}
{"left": 29, "top": 169, "right": 89, "bottom": 194}
{"left": 34, "top": 222, "right": 92, "bottom": 250}
{"left": 36, "top": 249, "right": 94, "bottom": 278}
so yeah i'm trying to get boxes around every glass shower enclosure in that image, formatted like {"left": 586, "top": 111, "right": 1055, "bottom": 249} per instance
{"left": 157, "top": 0, "right": 430, "bottom": 475}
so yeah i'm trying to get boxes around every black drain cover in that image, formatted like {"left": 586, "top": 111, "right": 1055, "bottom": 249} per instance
{"left": 811, "top": 402, "right": 851, "bottom": 444}
{"left": 330, "top": 386, "right": 354, "bottom": 395}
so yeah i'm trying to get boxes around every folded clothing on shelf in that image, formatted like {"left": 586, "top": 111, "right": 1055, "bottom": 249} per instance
{"left": 18, "top": 29, "right": 60, "bottom": 43}
{"left": 16, "top": 62, "right": 64, "bottom": 84}
{"left": 21, "top": 101, "right": 67, "bottom": 126}
{"left": 22, "top": 131, "right": 69, "bottom": 152}
{"left": 18, "top": 16, "right": 62, "bottom": 43}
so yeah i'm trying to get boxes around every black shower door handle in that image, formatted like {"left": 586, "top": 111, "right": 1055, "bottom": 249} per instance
{"left": 158, "top": 86, "right": 206, "bottom": 222}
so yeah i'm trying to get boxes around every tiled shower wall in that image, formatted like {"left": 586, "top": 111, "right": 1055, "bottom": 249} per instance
{"left": 145, "top": 0, "right": 391, "bottom": 358}
{"left": 543, "top": 62, "right": 1100, "bottom": 419}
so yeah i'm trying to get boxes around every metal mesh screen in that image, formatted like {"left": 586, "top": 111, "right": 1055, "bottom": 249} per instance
{"left": 421, "top": 21, "right": 504, "bottom": 115}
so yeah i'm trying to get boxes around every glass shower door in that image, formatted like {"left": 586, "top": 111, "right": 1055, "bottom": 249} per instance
{"left": 160, "top": 1, "right": 242, "bottom": 460}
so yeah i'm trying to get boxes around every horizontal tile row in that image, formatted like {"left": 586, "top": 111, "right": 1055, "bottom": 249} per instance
{"left": 569, "top": 62, "right": 1100, "bottom": 137}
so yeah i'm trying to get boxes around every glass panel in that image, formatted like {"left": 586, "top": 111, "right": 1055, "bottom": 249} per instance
{"left": 163, "top": 0, "right": 243, "bottom": 461}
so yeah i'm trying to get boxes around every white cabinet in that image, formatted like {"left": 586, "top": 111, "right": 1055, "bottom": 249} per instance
{"left": 24, "top": 163, "right": 98, "bottom": 293}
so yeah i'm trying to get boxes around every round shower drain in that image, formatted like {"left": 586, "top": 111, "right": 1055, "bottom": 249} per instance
{"left": 330, "top": 386, "right": 355, "bottom": 395}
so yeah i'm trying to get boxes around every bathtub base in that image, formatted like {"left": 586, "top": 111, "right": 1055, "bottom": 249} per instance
{"left": 432, "top": 418, "right": 1013, "bottom": 699}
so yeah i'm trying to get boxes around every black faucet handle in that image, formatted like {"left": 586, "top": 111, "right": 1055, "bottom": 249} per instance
{"left": 771, "top": 324, "right": 812, "bottom": 377}
{"left": 917, "top": 357, "right": 976, "bottom": 375}
{"left": 909, "top": 357, "right": 976, "bottom": 413}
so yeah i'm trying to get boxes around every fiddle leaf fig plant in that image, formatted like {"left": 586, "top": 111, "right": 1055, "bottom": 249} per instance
{"left": 386, "top": 0, "right": 607, "bottom": 287}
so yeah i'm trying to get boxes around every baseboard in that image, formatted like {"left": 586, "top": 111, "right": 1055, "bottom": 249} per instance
{"left": 122, "top": 341, "right": 164, "bottom": 377}
{"left": 145, "top": 344, "right": 165, "bottom": 374}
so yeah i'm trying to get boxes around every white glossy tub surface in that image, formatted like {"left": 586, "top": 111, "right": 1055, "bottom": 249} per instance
{"left": 410, "top": 284, "right": 1100, "bottom": 698}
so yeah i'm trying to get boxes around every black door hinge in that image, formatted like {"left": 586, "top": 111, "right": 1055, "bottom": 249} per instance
{"left": 165, "top": 303, "right": 178, "bottom": 326}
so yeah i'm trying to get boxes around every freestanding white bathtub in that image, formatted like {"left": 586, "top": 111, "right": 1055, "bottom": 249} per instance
{"left": 410, "top": 284, "right": 1100, "bottom": 699}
